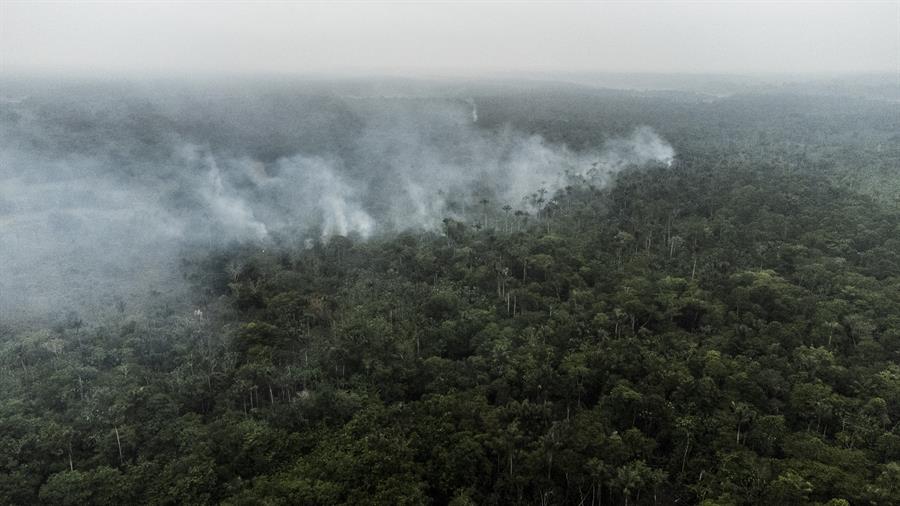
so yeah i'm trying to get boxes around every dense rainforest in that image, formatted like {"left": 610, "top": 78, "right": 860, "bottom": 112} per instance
{"left": 2, "top": 81, "right": 900, "bottom": 505}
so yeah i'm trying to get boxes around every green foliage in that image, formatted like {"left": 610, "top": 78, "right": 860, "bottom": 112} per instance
{"left": 2, "top": 91, "right": 899, "bottom": 505}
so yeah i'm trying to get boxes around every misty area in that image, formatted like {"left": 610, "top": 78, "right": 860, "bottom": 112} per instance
{"left": 0, "top": 79, "right": 675, "bottom": 322}
{"left": 2, "top": 9, "right": 900, "bottom": 502}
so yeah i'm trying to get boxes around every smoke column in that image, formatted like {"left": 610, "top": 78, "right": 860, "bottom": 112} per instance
{"left": 0, "top": 81, "right": 675, "bottom": 322}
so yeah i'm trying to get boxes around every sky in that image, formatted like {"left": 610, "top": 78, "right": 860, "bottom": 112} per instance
{"left": 0, "top": 1, "right": 898, "bottom": 77}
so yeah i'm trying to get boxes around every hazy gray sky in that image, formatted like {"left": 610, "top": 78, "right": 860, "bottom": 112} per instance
{"left": 1, "top": 1, "right": 898, "bottom": 76}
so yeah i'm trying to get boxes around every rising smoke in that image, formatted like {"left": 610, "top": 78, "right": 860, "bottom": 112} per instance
{"left": 0, "top": 80, "right": 674, "bottom": 321}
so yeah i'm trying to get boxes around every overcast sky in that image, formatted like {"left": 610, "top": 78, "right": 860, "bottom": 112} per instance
{"left": 1, "top": 1, "right": 898, "bottom": 76}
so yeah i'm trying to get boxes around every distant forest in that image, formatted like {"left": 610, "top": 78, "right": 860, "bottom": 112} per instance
{"left": 2, "top": 80, "right": 900, "bottom": 505}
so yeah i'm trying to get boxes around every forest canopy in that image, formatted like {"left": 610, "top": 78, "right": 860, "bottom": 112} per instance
{"left": 1, "top": 77, "right": 900, "bottom": 505}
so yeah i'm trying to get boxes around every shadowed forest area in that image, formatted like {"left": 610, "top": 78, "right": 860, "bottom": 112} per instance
{"left": 2, "top": 78, "right": 900, "bottom": 505}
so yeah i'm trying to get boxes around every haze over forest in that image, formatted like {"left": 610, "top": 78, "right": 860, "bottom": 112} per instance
{"left": 0, "top": 79, "right": 676, "bottom": 319}
{"left": 3, "top": 1, "right": 898, "bottom": 75}
{"left": 1, "top": 2, "right": 900, "bottom": 505}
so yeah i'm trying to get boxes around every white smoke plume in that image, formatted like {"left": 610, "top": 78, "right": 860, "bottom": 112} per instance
{"left": 0, "top": 81, "right": 675, "bottom": 321}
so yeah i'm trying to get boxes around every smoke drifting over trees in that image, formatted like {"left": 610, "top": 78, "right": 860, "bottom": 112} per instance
{"left": 3, "top": 1, "right": 899, "bottom": 503}
{"left": 0, "top": 81, "right": 673, "bottom": 320}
